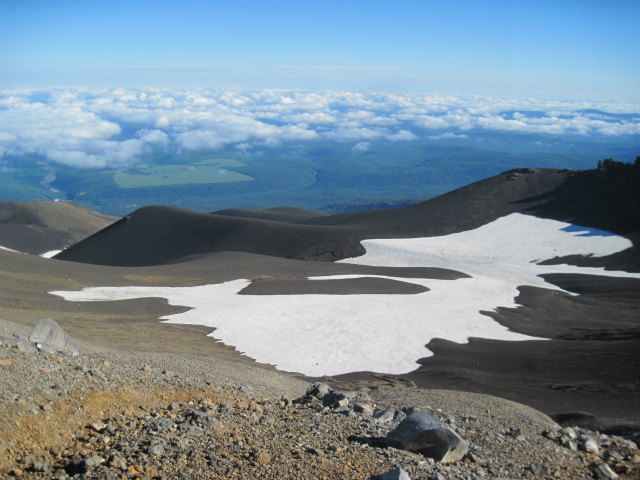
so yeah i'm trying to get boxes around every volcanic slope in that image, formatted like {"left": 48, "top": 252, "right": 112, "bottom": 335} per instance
{"left": 304, "top": 162, "right": 639, "bottom": 247}
{"left": 54, "top": 162, "right": 640, "bottom": 270}
{"left": 0, "top": 201, "right": 117, "bottom": 256}
{"left": 53, "top": 206, "right": 365, "bottom": 266}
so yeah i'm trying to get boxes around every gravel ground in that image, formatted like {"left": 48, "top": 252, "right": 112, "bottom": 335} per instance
{"left": 1, "top": 319, "right": 639, "bottom": 480}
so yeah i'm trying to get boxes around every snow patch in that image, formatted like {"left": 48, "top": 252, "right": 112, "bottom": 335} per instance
{"left": 40, "top": 249, "right": 63, "bottom": 258}
{"left": 50, "top": 214, "right": 640, "bottom": 376}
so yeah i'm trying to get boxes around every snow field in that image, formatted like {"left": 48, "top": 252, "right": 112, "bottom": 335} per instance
{"left": 51, "top": 214, "right": 640, "bottom": 376}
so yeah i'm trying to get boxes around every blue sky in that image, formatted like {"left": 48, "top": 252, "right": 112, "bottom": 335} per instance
{"left": 1, "top": 0, "right": 639, "bottom": 101}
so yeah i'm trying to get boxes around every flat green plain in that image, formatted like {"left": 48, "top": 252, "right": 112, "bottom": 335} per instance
{"left": 113, "top": 159, "right": 254, "bottom": 188}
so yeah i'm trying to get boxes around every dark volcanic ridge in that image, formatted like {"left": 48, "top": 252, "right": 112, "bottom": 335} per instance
{"left": 53, "top": 161, "right": 640, "bottom": 270}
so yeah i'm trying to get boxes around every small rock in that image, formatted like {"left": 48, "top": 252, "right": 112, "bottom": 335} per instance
{"left": 304, "top": 446, "right": 323, "bottom": 456}
{"left": 89, "top": 421, "right": 108, "bottom": 433}
{"left": 175, "top": 437, "right": 189, "bottom": 449}
{"left": 344, "top": 390, "right": 373, "bottom": 404}
{"left": 581, "top": 435, "right": 600, "bottom": 455}
{"left": 36, "top": 343, "right": 56, "bottom": 353}
{"left": 142, "top": 364, "right": 152, "bottom": 373}
{"left": 148, "top": 443, "right": 165, "bottom": 456}
{"left": 66, "top": 454, "right": 103, "bottom": 473}
{"left": 466, "top": 451, "right": 487, "bottom": 465}
{"left": 254, "top": 451, "right": 271, "bottom": 465}
{"left": 371, "top": 467, "right": 412, "bottom": 480}
{"left": 354, "top": 403, "right": 374, "bottom": 416}
{"left": 186, "top": 425, "right": 205, "bottom": 436}
{"left": 402, "top": 406, "right": 422, "bottom": 415}
{"left": 259, "top": 415, "right": 275, "bottom": 426}
{"left": 108, "top": 455, "right": 127, "bottom": 470}
{"left": 530, "top": 462, "right": 548, "bottom": 475}
{"left": 592, "top": 462, "right": 619, "bottom": 480}
{"left": 20, "top": 454, "right": 36, "bottom": 468}
{"left": 562, "top": 437, "right": 578, "bottom": 452}
{"left": 146, "top": 465, "right": 161, "bottom": 477}
{"left": 148, "top": 417, "right": 176, "bottom": 430}
{"left": 373, "top": 408, "right": 404, "bottom": 423}
{"left": 88, "top": 368, "right": 104, "bottom": 380}
{"left": 32, "top": 461, "right": 51, "bottom": 473}
{"left": 560, "top": 426, "right": 578, "bottom": 439}
{"left": 604, "top": 449, "right": 624, "bottom": 462}
{"left": 185, "top": 408, "right": 211, "bottom": 423}
{"left": 128, "top": 465, "right": 144, "bottom": 475}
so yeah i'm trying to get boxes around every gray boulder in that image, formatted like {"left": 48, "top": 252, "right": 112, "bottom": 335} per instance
{"left": 306, "top": 382, "right": 331, "bottom": 399}
{"left": 386, "top": 411, "right": 468, "bottom": 463}
{"left": 323, "top": 390, "right": 349, "bottom": 408}
{"left": 371, "top": 467, "right": 411, "bottom": 480}
{"left": 28, "top": 318, "right": 79, "bottom": 355}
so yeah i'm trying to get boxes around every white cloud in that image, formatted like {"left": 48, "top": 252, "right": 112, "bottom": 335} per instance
{"left": 388, "top": 129, "right": 418, "bottom": 141}
{"left": 0, "top": 87, "right": 638, "bottom": 167}
{"left": 0, "top": 132, "right": 16, "bottom": 142}
{"left": 138, "top": 129, "right": 169, "bottom": 146}
{"left": 352, "top": 141, "right": 370, "bottom": 153}
{"left": 428, "top": 132, "right": 469, "bottom": 140}
{"left": 47, "top": 150, "right": 103, "bottom": 168}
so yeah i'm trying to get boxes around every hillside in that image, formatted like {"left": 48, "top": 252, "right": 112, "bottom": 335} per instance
{"left": 0, "top": 201, "right": 117, "bottom": 255}
{"left": 54, "top": 162, "right": 640, "bottom": 270}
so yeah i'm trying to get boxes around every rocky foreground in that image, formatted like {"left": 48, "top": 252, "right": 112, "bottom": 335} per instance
{"left": 1, "top": 320, "right": 639, "bottom": 480}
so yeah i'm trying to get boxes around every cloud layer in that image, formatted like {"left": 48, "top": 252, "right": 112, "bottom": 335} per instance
{"left": 1, "top": 87, "right": 639, "bottom": 168}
